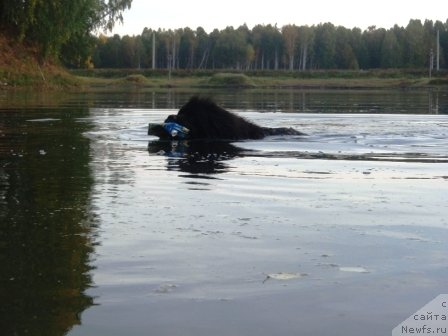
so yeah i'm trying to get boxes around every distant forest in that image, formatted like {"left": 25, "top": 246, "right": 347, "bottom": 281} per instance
{"left": 85, "top": 20, "right": 448, "bottom": 71}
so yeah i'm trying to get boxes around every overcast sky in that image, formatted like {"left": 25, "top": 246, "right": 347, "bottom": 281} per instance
{"left": 108, "top": 0, "right": 448, "bottom": 36}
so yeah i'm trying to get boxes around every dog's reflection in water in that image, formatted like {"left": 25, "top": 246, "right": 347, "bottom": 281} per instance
{"left": 147, "top": 140, "right": 245, "bottom": 177}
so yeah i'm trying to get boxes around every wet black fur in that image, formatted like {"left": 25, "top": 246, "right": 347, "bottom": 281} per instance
{"left": 154, "top": 96, "right": 303, "bottom": 140}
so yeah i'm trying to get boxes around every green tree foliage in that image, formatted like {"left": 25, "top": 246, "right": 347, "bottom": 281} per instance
{"left": 381, "top": 28, "right": 403, "bottom": 68}
{"left": 195, "top": 27, "right": 211, "bottom": 69}
{"left": 253, "top": 24, "right": 283, "bottom": 70}
{"left": 212, "top": 26, "right": 249, "bottom": 69}
{"left": 351, "top": 27, "right": 368, "bottom": 68}
{"left": 4, "top": 2, "right": 443, "bottom": 71}
{"left": 281, "top": 24, "right": 299, "bottom": 70}
{"left": 297, "top": 25, "right": 314, "bottom": 70}
{"left": 90, "top": 19, "right": 448, "bottom": 71}
{"left": 178, "top": 27, "right": 196, "bottom": 68}
{"left": 314, "top": 23, "right": 337, "bottom": 69}
{"left": 0, "top": 0, "right": 132, "bottom": 61}
{"left": 405, "top": 19, "right": 426, "bottom": 67}
{"left": 335, "top": 26, "right": 358, "bottom": 69}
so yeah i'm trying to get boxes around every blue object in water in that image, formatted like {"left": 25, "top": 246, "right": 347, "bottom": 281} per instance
{"left": 163, "top": 122, "right": 190, "bottom": 139}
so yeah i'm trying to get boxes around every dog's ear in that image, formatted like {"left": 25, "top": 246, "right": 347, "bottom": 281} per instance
{"left": 175, "top": 114, "right": 194, "bottom": 130}
{"left": 164, "top": 115, "right": 178, "bottom": 123}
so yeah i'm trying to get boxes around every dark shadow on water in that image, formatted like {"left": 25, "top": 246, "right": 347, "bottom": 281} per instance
{"left": 0, "top": 106, "right": 97, "bottom": 336}
{"left": 147, "top": 140, "right": 246, "bottom": 177}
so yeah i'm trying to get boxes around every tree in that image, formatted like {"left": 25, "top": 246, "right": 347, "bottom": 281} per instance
{"left": 121, "top": 35, "right": 139, "bottom": 68}
{"left": 252, "top": 25, "right": 266, "bottom": 69}
{"left": 282, "top": 24, "right": 298, "bottom": 70}
{"left": 363, "top": 26, "right": 386, "bottom": 68}
{"left": 436, "top": 20, "right": 447, "bottom": 68}
{"left": 334, "top": 26, "right": 359, "bottom": 69}
{"left": 380, "top": 29, "right": 402, "bottom": 68}
{"left": 270, "top": 25, "right": 284, "bottom": 70}
{"left": 297, "top": 25, "right": 314, "bottom": 70}
{"left": 0, "top": 0, "right": 133, "bottom": 60}
{"left": 314, "top": 23, "right": 337, "bottom": 69}
{"left": 141, "top": 28, "right": 155, "bottom": 68}
{"left": 404, "top": 19, "right": 425, "bottom": 67}
{"left": 350, "top": 27, "right": 368, "bottom": 69}
{"left": 97, "top": 34, "right": 123, "bottom": 67}
{"left": 155, "top": 29, "right": 170, "bottom": 69}
{"left": 195, "top": 27, "right": 210, "bottom": 69}
{"left": 252, "top": 24, "right": 283, "bottom": 70}
{"left": 213, "top": 26, "right": 248, "bottom": 69}
{"left": 245, "top": 44, "right": 255, "bottom": 70}
{"left": 178, "top": 27, "right": 196, "bottom": 68}
{"left": 61, "top": 32, "right": 97, "bottom": 69}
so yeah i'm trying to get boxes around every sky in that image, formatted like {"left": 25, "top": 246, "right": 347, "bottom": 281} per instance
{"left": 108, "top": 0, "right": 448, "bottom": 36}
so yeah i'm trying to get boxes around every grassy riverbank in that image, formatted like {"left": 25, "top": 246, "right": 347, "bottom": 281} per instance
{"left": 71, "top": 68, "right": 448, "bottom": 90}
{"left": 0, "top": 34, "right": 79, "bottom": 90}
{"left": 3, "top": 66, "right": 448, "bottom": 91}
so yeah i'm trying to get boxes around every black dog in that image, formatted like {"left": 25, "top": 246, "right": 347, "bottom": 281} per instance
{"left": 148, "top": 96, "right": 304, "bottom": 140}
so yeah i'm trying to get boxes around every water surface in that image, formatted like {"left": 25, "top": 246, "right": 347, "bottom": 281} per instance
{"left": 1, "top": 89, "right": 447, "bottom": 336}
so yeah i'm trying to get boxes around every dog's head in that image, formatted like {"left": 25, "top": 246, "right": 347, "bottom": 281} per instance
{"left": 148, "top": 115, "right": 191, "bottom": 140}
{"left": 149, "top": 97, "right": 222, "bottom": 140}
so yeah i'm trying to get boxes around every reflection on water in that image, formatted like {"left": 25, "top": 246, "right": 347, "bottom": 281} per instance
{"left": 1, "top": 88, "right": 447, "bottom": 114}
{"left": 1, "top": 89, "right": 448, "bottom": 336}
{"left": 0, "top": 107, "right": 97, "bottom": 335}
{"left": 148, "top": 140, "right": 245, "bottom": 177}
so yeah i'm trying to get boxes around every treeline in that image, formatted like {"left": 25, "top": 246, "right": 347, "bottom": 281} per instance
{"left": 1, "top": 2, "right": 447, "bottom": 72}
{"left": 90, "top": 20, "right": 448, "bottom": 71}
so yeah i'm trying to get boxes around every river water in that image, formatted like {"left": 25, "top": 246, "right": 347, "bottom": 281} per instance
{"left": 1, "top": 89, "right": 447, "bottom": 336}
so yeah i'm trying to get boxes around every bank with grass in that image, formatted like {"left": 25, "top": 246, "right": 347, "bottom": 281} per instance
{"left": 71, "top": 68, "right": 448, "bottom": 90}
{"left": 2, "top": 32, "right": 448, "bottom": 91}
{"left": 0, "top": 34, "right": 80, "bottom": 90}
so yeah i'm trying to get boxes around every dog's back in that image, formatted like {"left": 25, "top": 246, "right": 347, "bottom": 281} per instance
{"left": 175, "top": 97, "right": 265, "bottom": 140}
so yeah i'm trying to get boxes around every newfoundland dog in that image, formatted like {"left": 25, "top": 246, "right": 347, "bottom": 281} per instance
{"left": 148, "top": 96, "right": 304, "bottom": 140}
